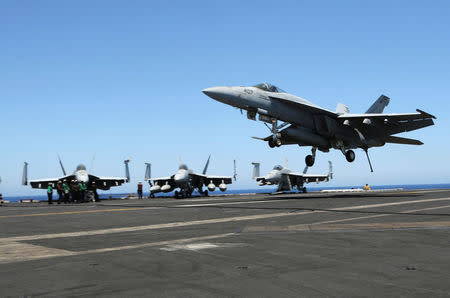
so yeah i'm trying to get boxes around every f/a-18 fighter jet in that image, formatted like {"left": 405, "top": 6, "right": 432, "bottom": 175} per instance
{"left": 203, "top": 83, "right": 436, "bottom": 171}
{"left": 145, "top": 156, "right": 236, "bottom": 198}
{"left": 252, "top": 160, "right": 332, "bottom": 193}
{"left": 22, "top": 157, "right": 130, "bottom": 201}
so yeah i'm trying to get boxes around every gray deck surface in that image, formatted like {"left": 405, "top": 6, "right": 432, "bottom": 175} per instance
{"left": 1, "top": 189, "right": 449, "bottom": 297}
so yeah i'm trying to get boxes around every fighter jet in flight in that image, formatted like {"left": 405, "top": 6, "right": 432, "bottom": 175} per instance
{"left": 145, "top": 156, "right": 236, "bottom": 198}
{"left": 203, "top": 83, "right": 436, "bottom": 171}
{"left": 252, "top": 160, "right": 332, "bottom": 193}
{"left": 22, "top": 157, "right": 130, "bottom": 199}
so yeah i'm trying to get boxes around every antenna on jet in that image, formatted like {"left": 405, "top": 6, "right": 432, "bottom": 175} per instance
{"left": 58, "top": 154, "right": 67, "bottom": 176}
{"left": 88, "top": 153, "right": 96, "bottom": 174}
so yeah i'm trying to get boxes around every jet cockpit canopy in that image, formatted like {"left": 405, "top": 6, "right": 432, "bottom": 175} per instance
{"left": 254, "top": 83, "right": 286, "bottom": 93}
{"left": 76, "top": 164, "right": 87, "bottom": 171}
{"left": 179, "top": 164, "right": 188, "bottom": 170}
{"left": 273, "top": 165, "right": 283, "bottom": 171}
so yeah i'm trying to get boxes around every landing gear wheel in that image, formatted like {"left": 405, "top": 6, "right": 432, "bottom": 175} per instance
{"left": 268, "top": 139, "right": 276, "bottom": 148}
{"left": 174, "top": 191, "right": 179, "bottom": 199}
{"left": 302, "top": 187, "right": 307, "bottom": 193}
{"left": 150, "top": 193, "right": 155, "bottom": 198}
{"left": 345, "top": 150, "right": 356, "bottom": 162}
{"left": 204, "top": 190, "right": 209, "bottom": 197}
{"left": 305, "top": 155, "right": 315, "bottom": 167}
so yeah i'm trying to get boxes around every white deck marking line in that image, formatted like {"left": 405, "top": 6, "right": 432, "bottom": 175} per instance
{"left": 305, "top": 204, "right": 450, "bottom": 227}
{"left": 0, "top": 241, "right": 76, "bottom": 264}
{"left": 178, "top": 196, "right": 450, "bottom": 208}
{"left": 0, "top": 233, "right": 234, "bottom": 264}
{"left": 242, "top": 204, "right": 450, "bottom": 232}
{"left": 1, "top": 197, "right": 450, "bottom": 242}
{"left": 0, "top": 207, "right": 161, "bottom": 219}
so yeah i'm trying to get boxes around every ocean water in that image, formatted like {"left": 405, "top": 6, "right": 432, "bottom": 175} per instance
{"left": 2, "top": 183, "right": 450, "bottom": 203}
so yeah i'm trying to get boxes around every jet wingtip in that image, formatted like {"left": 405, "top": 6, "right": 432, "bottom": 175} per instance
{"left": 416, "top": 109, "right": 437, "bottom": 119}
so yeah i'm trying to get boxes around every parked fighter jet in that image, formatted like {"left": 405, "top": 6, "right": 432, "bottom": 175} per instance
{"left": 145, "top": 156, "right": 236, "bottom": 198}
{"left": 203, "top": 83, "right": 436, "bottom": 171}
{"left": 22, "top": 157, "right": 130, "bottom": 199}
{"left": 252, "top": 160, "right": 332, "bottom": 192}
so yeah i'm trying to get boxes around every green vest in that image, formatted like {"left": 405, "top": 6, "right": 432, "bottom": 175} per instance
{"left": 62, "top": 183, "right": 70, "bottom": 193}
{"left": 80, "top": 183, "right": 87, "bottom": 191}
{"left": 47, "top": 186, "right": 52, "bottom": 193}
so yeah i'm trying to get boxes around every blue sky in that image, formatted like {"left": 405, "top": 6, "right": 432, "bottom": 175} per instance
{"left": 1, "top": 1, "right": 449, "bottom": 196}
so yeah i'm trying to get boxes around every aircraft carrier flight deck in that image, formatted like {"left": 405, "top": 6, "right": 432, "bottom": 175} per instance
{"left": 1, "top": 189, "right": 449, "bottom": 297}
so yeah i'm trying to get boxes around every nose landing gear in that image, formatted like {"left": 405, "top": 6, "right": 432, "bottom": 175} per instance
{"left": 265, "top": 119, "right": 288, "bottom": 148}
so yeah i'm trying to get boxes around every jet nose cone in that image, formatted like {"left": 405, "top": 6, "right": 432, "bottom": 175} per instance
{"left": 202, "top": 87, "right": 232, "bottom": 102}
{"left": 174, "top": 173, "right": 186, "bottom": 182}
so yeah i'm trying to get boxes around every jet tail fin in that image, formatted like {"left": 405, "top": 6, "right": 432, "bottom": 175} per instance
{"left": 124, "top": 159, "right": 131, "bottom": 182}
{"left": 328, "top": 161, "right": 333, "bottom": 179}
{"left": 336, "top": 103, "right": 350, "bottom": 115}
{"left": 233, "top": 159, "right": 237, "bottom": 181}
{"left": 252, "top": 162, "right": 260, "bottom": 179}
{"left": 144, "top": 163, "right": 151, "bottom": 181}
{"left": 366, "top": 95, "right": 390, "bottom": 114}
{"left": 22, "top": 162, "right": 29, "bottom": 185}
{"left": 58, "top": 155, "right": 67, "bottom": 176}
{"left": 202, "top": 155, "right": 211, "bottom": 175}
{"left": 385, "top": 136, "right": 423, "bottom": 145}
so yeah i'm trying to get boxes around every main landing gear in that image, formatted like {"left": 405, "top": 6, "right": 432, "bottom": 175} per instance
{"left": 345, "top": 149, "right": 356, "bottom": 162}
{"left": 174, "top": 189, "right": 193, "bottom": 199}
{"left": 305, "top": 147, "right": 317, "bottom": 167}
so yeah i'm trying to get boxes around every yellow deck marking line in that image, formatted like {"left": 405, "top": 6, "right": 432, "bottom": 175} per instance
{"left": 1, "top": 197, "right": 450, "bottom": 242}
{"left": 0, "top": 207, "right": 158, "bottom": 219}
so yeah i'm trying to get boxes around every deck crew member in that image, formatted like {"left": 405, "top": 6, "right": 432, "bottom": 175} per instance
{"left": 47, "top": 184, "right": 53, "bottom": 204}
{"left": 137, "top": 181, "right": 143, "bottom": 199}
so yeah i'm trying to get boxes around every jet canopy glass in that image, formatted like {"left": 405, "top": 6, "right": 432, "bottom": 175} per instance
{"left": 273, "top": 165, "right": 283, "bottom": 171}
{"left": 179, "top": 164, "right": 188, "bottom": 170}
{"left": 253, "top": 83, "right": 286, "bottom": 93}
{"left": 76, "top": 164, "right": 87, "bottom": 171}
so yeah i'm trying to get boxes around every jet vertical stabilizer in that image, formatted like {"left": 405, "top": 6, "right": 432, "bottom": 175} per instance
{"left": 22, "top": 162, "right": 29, "bottom": 185}
{"left": 145, "top": 163, "right": 151, "bottom": 181}
{"left": 202, "top": 155, "right": 211, "bottom": 175}
{"left": 328, "top": 161, "right": 333, "bottom": 179}
{"left": 124, "top": 159, "right": 131, "bottom": 182}
{"left": 58, "top": 155, "right": 67, "bottom": 176}
{"left": 252, "top": 162, "right": 260, "bottom": 179}
{"left": 366, "top": 95, "right": 390, "bottom": 114}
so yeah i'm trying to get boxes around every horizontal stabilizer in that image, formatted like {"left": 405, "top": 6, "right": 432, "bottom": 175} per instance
{"left": 385, "top": 136, "right": 423, "bottom": 145}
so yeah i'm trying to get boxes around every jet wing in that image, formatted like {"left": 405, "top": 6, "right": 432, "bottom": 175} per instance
{"left": 29, "top": 176, "right": 74, "bottom": 189}
{"left": 302, "top": 174, "right": 330, "bottom": 183}
{"left": 338, "top": 109, "right": 436, "bottom": 121}
{"left": 268, "top": 96, "right": 337, "bottom": 118}
{"left": 191, "top": 174, "right": 233, "bottom": 185}
{"left": 151, "top": 177, "right": 177, "bottom": 188}
{"left": 94, "top": 175, "right": 129, "bottom": 189}
{"left": 338, "top": 109, "right": 436, "bottom": 135}
{"left": 282, "top": 172, "right": 330, "bottom": 185}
